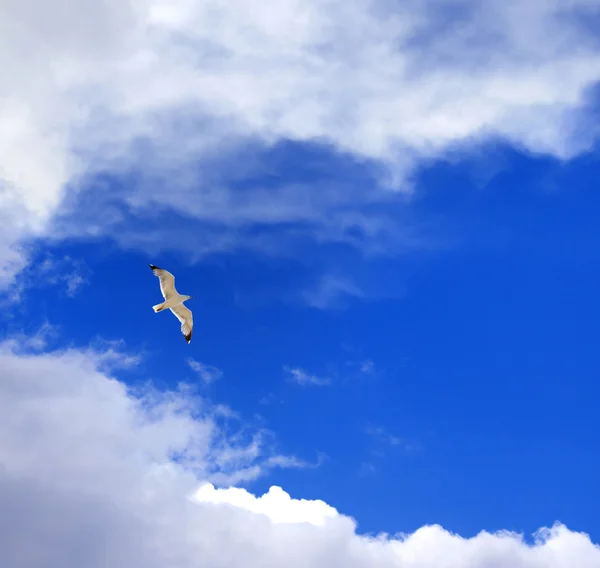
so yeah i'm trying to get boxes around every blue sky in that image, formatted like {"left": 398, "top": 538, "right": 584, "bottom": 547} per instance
{"left": 7, "top": 140, "right": 600, "bottom": 541}
{"left": 2, "top": 1, "right": 600, "bottom": 567}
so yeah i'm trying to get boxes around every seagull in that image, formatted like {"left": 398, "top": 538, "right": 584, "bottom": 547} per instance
{"left": 149, "top": 264, "right": 194, "bottom": 344}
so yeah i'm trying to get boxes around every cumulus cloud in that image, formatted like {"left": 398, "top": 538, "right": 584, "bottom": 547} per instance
{"left": 0, "top": 340, "right": 301, "bottom": 491}
{"left": 2, "top": 0, "right": 600, "bottom": 281}
{"left": 194, "top": 482, "right": 339, "bottom": 526}
{"left": 0, "top": 338, "right": 599, "bottom": 567}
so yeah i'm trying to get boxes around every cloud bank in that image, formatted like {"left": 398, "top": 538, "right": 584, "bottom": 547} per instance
{"left": 0, "top": 339, "right": 599, "bottom": 567}
{"left": 2, "top": 0, "right": 600, "bottom": 281}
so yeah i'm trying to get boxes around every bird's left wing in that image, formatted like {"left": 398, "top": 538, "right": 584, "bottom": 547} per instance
{"left": 170, "top": 304, "right": 193, "bottom": 344}
{"left": 149, "top": 264, "right": 177, "bottom": 299}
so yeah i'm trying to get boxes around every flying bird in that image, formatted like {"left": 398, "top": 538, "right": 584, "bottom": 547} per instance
{"left": 149, "top": 264, "right": 194, "bottom": 343}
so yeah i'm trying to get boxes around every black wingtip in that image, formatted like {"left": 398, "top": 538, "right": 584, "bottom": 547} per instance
{"left": 149, "top": 264, "right": 159, "bottom": 270}
{"left": 185, "top": 332, "right": 192, "bottom": 344}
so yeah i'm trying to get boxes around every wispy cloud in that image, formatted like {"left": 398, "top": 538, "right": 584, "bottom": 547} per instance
{"left": 259, "top": 392, "right": 283, "bottom": 406}
{"left": 35, "top": 255, "right": 89, "bottom": 296}
{"left": 284, "top": 366, "right": 331, "bottom": 387}
{"left": 358, "top": 461, "right": 377, "bottom": 477}
{"left": 365, "top": 424, "right": 422, "bottom": 453}
{"left": 358, "top": 360, "right": 375, "bottom": 374}
{"left": 282, "top": 357, "right": 377, "bottom": 389}
{"left": 187, "top": 359, "right": 224, "bottom": 385}
{"left": 302, "top": 275, "right": 364, "bottom": 310}
{"left": 211, "top": 453, "right": 324, "bottom": 487}
{"left": 0, "top": 321, "right": 61, "bottom": 353}
{"left": 341, "top": 355, "right": 381, "bottom": 382}
{"left": 365, "top": 425, "right": 403, "bottom": 447}
{"left": 6, "top": 253, "right": 90, "bottom": 302}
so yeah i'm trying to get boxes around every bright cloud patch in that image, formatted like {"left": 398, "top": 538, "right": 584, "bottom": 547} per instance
{"left": 0, "top": 339, "right": 598, "bottom": 567}
{"left": 2, "top": 0, "right": 600, "bottom": 281}
{"left": 193, "top": 483, "right": 338, "bottom": 526}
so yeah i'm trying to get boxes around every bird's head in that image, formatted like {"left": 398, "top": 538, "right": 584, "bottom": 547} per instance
{"left": 186, "top": 295, "right": 193, "bottom": 300}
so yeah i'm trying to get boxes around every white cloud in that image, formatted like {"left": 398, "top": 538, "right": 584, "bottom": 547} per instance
{"left": 2, "top": 0, "right": 600, "bottom": 281}
{"left": 0, "top": 339, "right": 301, "bottom": 492}
{"left": 193, "top": 483, "right": 338, "bottom": 526}
{"left": 0, "top": 338, "right": 599, "bottom": 567}
{"left": 4, "top": 253, "right": 90, "bottom": 302}
{"left": 284, "top": 365, "right": 331, "bottom": 386}
{"left": 0, "top": 321, "right": 61, "bottom": 351}
{"left": 187, "top": 359, "right": 223, "bottom": 385}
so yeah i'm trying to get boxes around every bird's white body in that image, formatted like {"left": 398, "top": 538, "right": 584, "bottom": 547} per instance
{"left": 152, "top": 293, "right": 189, "bottom": 312}
{"left": 149, "top": 264, "right": 194, "bottom": 343}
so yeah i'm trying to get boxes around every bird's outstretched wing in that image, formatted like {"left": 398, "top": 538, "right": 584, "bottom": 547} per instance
{"left": 149, "top": 264, "right": 177, "bottom": 299}
{"left": 170, "top": 303, "right": 193, "bottom": 344}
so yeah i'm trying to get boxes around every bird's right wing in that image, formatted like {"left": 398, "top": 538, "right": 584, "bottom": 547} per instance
{"left": 170, "top": 303, "right": 193, "bottom": 344}
{"left": 149, "top": 264, "right": 177, "bottom": 299}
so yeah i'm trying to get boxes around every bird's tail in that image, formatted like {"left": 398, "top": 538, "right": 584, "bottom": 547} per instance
{"left": 153, "top": 302, "right": 166, "bottom": 313}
